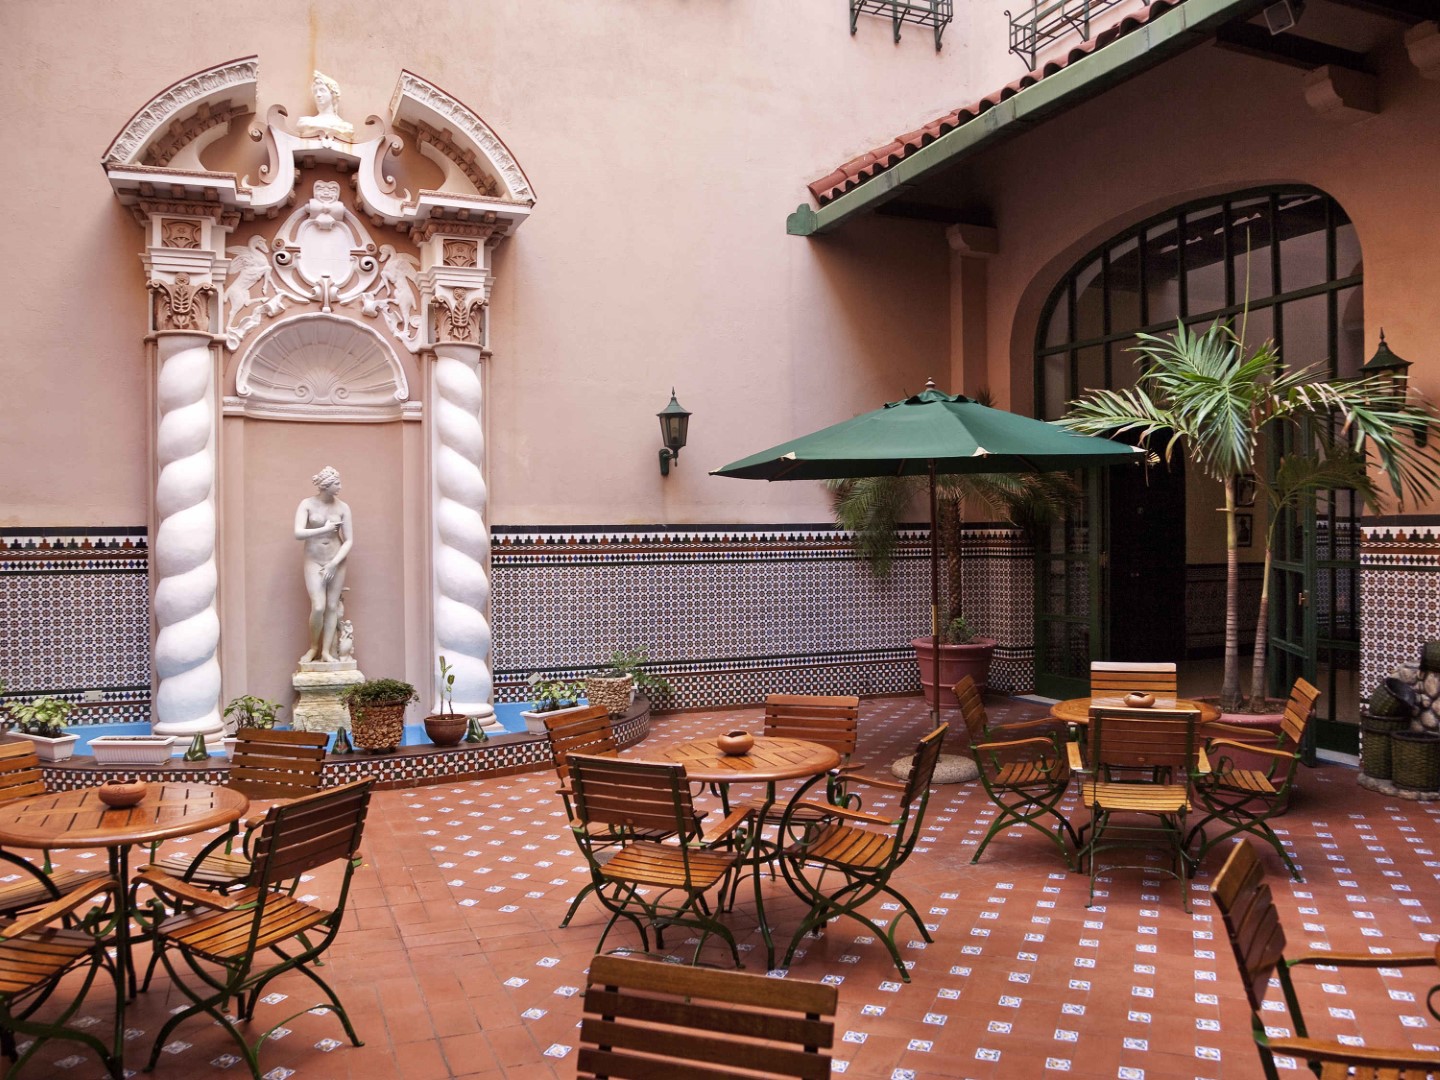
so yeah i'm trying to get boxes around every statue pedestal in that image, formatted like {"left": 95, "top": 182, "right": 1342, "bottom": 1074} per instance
{"left": 292, "top": 661, "right": 364, "bottom": 734}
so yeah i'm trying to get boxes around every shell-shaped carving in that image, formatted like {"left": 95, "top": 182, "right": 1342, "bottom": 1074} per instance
{"left": 235, "top": 314, "right": 408, "bottom": 419}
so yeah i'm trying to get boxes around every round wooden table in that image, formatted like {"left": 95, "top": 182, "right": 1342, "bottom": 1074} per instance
{"left": 0, "top": 782, "right": 249, "bottom": 997}
{"left": 642, "top": 736, "right": 841, "bottom": 969}
{"left": 1051, "top": 696, "right": 1222, "bottom": 726}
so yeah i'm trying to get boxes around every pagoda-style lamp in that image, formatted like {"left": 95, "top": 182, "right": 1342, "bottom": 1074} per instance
{"left": 657, "top": 390, "right": 691, "bottom": 476}
{"left": 1358, "top": 330, "right": 1426, "bottom": 447}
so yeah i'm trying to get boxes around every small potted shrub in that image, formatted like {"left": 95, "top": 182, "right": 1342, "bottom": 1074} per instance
{"left": 520, "top": 674, "right": 586, "bottom": 734}
{"left": 342, "top": 678, "right": 418, "bottom": 753}
{"left": 11, "top": 696, "right": 81, "bottom": 762}
{"left": 586, "top": 648, "right": 673, "bottom": 716}
{"left": 911, "top": 612, "right": 996, "bottom": 708}
{"left": 423, "top": 656, "right": 467, "bottom": 748}
{"left": 219, "top": 694, "right": 285, "bottom": 759}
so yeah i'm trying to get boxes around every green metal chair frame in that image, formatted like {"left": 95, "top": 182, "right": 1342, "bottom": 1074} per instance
{"left": 137, "top": 780, "right": 373, "bottom": 1080}
{"left": 1212, "top": 839, "right": 1440, "bottom": 1080}
{"left": 955, "top": 676, "right": 1079, "bottom": 869}
{"left": 1071, "top": 707, "right": 1199, "bottom": 912}
{"left": 777, "top": 723, "right": 947, "bottom": 983}
{"left": 566, "top": 754, "right": 750, "bottom": 967}
{"left": 0, "top": 877, "right": 121, "bottom": 1080}
{"left": 1188, "top": 677, "right": 1320, "bottom": 881}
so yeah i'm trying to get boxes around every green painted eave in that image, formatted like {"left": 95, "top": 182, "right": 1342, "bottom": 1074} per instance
{"left": 788, "top": 0, "right": 1265, "bottom": 236}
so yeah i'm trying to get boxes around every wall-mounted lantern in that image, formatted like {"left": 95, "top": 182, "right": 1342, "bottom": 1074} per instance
{"left": 1358, "top": 330, "right": 1427, "bottom": 448}
{"left": 657, "top": 390, "right": 691, "bottom": 476}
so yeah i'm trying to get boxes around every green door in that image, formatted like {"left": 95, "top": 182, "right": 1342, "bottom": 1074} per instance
{"left": 1034, "top": 475, "right": 1106, "bottom": 700}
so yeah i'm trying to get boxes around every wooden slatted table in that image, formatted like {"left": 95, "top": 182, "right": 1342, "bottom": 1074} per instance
{"left": 642, "top": 736, "right": 841, "bottom": 970}
{"left": 1051, "top": 696, "right": 1222, "bottom": 726}
{"left": 0, "top": 782, "right": 248, "bottom": 997}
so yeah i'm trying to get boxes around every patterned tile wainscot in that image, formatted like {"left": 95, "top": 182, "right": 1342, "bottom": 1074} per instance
{"left": 1360, "top": 517, "right": 1440, "bottom": 693}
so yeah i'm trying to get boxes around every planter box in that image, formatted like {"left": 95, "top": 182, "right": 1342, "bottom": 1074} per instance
{"left": 11, "top": 731, "right": 81, "bottom": 763}
{"left": 522, "top": 702, "right": 591, "bottom": 735}
{"left": 87, "top": 735, "right": 179, "bottom": 765}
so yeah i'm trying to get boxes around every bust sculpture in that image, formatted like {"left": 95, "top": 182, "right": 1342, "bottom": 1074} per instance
{"left": 296, "top": 71, "right": 354, "bottom": 140}
{"left": 295, "top": 465, "right": 354, "bottom": 663}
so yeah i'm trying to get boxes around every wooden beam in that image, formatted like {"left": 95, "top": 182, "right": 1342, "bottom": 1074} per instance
{"left": 1214, "top": 21, "right": 1372, "bottom": 71}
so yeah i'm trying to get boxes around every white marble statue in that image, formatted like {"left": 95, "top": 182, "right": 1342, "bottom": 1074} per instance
{"left": 297, "top": 71, "right": 354, "bottom": 140}
{"left": 295, "top": 465, "right": 354, "bottom": 663}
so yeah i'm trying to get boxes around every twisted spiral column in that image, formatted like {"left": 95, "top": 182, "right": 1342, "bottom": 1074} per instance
{"left": 431, "top": 342, "right": 494, "bottom": 717}
{"left": 151, "top": 331, "right": 223, "bottom": 739}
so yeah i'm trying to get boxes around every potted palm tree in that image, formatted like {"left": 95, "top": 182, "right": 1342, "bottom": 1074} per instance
{"left": 1061, "top": 319, "right": 1440, "bottom": 712}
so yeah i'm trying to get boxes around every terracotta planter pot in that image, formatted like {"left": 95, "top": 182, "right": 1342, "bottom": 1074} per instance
{"left": 912, "top": 637, "right": 996, "bottom": 708}
{"left": 423, "top": 713, "right": 468, "bottom": 748}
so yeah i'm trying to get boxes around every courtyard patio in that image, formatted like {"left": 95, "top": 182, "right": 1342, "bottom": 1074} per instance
{"left": 8, "top": 692, "right": 1437, "bottom": 1079}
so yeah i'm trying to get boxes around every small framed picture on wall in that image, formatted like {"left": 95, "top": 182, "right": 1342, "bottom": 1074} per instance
{"left": 1235, "top": 512, "right": 1253, "bottom": 548}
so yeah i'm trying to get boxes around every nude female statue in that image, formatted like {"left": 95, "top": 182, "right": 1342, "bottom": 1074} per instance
{"left": 295, "top": 466, "right": 354, "bottom": 663}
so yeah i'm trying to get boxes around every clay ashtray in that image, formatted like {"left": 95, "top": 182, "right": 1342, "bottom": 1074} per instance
{"left": 1123, "top": 692, "right": 1156, "bottom": 709}
{"left": 716, "top": 730, "right": 755, "bottom": 756}
{"left": 97, "top": 780, "right": 148, "bottom": 808}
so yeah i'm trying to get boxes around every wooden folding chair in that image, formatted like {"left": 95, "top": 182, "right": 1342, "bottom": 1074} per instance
{"left": 1071, "top": 706, "right": 1199, "bottom": 911}
{"left": 0, "top": 877, "right": 121, "bottom": 1079}
{"left": 777, "top": 724, "right": 947, "bottom": 982}
{"left": 1091, "top": 661, "right": 1177, "bottom": 697}
{"left": 138, "top": 780, "right": 373, "bottom": 1080}
{"left": 1189, "top": 677, "right": 1320, "bottom": 880}
{"left": 566, "top": 755, "right": 750, "bottom": 966}
{"left": 956, "top": 676, "right": 1079, "bottom": 868}
{"left": 0, "top": 741, "right": 101, "bottom": 914}
{"left": 543, "top": 706, "right": 677, "bottom": 928}
{"left": 146, "top": 727, "right": 330, "bottom": 891}
{"left": 1212, "top": 840, "right": 1440, "bottom": 1080}
{"left": 577, "top": 953, "right": 838, "bottom": 1079}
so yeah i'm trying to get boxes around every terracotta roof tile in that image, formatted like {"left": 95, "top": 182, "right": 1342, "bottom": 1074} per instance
{"left": 808, "top": 0, "right": 1183, "bottom": 206}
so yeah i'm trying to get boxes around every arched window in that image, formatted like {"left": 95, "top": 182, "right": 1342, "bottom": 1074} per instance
{"left": 1035, "top": 186, "right": 1363, "bottom": 418}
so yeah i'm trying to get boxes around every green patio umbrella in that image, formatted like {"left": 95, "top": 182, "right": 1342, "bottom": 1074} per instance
{"left": 712, "top": 381, "right": 1143, "bottom": 714}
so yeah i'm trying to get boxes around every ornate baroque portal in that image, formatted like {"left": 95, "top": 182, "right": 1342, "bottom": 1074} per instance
{"left": 103, "top": 59, "right": 534, "bottom": 741}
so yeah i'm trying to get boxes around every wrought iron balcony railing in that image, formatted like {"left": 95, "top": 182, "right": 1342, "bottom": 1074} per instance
{"left": 1007, "top": 0, "right": 1147, "bottom": 71}
{"left": 849, "top": 0, "right": 954, "bottom": 51}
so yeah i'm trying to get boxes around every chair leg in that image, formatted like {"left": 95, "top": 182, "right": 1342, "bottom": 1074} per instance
{"left": 972, "top": 781, "right": 1079, "bottom": 870}
{"left": 1187, "top": 792, "right": 1300, "bottom": 881}
{"left": 559, "top": 880, "right": 598, "bottom": 928}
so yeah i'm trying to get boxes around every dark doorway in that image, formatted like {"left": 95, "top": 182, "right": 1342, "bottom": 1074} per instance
{"left": 1107, "top": 450, "right": 1185, "bottom": 662}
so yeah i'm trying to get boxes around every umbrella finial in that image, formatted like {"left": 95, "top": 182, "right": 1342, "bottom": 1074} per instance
{"left": 924, "top": 376, "right": 937, "bottom": 390}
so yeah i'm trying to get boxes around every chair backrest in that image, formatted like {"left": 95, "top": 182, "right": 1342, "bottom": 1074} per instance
{"left": 1091, "top": 661, "right": 1177, "bottom": 697}
{"left": 578, "top": 953, "right": 838, "bottom": 1080}
{"left": 566, "top": 755, "right": 702, "bottom": 842}
{"left": 763, "top": 694, "right": 859, "bottom": 760}
{"left": 951, "top": 676, "right": 987, "bottom": 744}
{"left": 543, "top": 705, "right": 617, "bottom": 783}
{"left": 248, "top": 779, "right": 373, "bottom": 889}
{"left": 1211, "top": 840, "right": 1287, "bottom": 1015}
{"left": 901, "top": 723, "right": 949, "bottom": 809}
{"left": 0, "top": 740, "right": 44, "bottom": 806}
{"left": 1278, "top": 676, "right": 1321, "bottom": 750}
{"left": 228, "top": 727, "right": 329, "bottom": 800}
{"left": 1088, "top": 707, "right": 1196, "bottom": 776}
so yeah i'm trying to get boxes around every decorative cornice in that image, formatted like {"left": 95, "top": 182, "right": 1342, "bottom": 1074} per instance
{"left": 103, "top": 56, "right": 259, "bottom": 166}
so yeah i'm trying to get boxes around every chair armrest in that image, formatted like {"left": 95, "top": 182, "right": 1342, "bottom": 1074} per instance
{"left": 1206, "top": 738, "right": 1295, "bottom": 762}
{"left": 992, "top": 719, "right": 1068, "bottom": 737}
{"left": 699, "top": 806, "right": 752, "bottom": 847}
{"left": 1199, "top": 721, "right": 1279, "bottom": 742}
{"left": 1, "top": 876, "right": 118, "bottom": 940}
{"left": 1289, "top": 949, "right": 1435, "bottom": 969}
{"left": 1194, "top": 747, "right": 1211, "bottom": 776}
{"left": 1067, "top": 741, "right": 1085, "bottom": 772}
{"left": 136, "top": 866, "right": 242, "bottom": 911}
{"left": 788, "top": 801, "right": 895, "bottom": 827}
{"left": 1266, "top": 1037, "right": 1440, "bottom": 1071}
{"left": 845, "top": 773, "right": 908, "bottom": 792}
{"left": 973, "top": 735, "right": 1058, "bottom": 754}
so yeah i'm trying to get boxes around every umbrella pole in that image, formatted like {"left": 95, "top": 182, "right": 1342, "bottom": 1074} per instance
{"left": 929, "top": 460, "right": 940, "bottom": 724}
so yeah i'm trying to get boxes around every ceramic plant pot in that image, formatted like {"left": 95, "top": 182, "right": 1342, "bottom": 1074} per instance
{"left": 423, "top": 713, "right": 468, "bottom": 748}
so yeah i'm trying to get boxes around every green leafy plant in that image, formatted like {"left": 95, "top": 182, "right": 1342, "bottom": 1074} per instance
{"left": 12, "top": 696, "right": 74, "bottom": 738}
{"left": 1061, "top": 318, "right": 1440, "bottom": 711}
{"left": 600, "top": 648, "right": 672, "bottom": 698}
{"left": 527, "top": 674, "right": 583, "bottom": 713}
{"left": 223, "top": 694, "right": 284, "bottom": 733}
{"left": 342, "top": 678, "right": 419, "bottom": 720}
{"left": 943, "top": 614, "right": 976, "bottom": 646}
{"left": 438, "top": 655, "right": 457, "bottom": 716}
